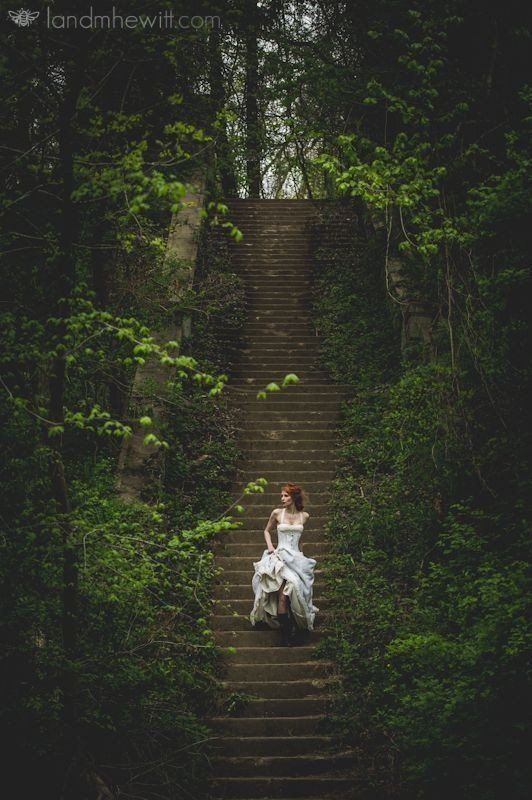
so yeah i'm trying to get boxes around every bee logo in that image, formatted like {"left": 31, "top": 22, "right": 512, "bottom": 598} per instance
{"left": 8, "top": 9, "right": 40, "bottom": 26}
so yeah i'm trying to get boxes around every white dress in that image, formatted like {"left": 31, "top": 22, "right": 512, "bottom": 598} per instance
{"left": 249, "top": 508, "right": 319, "bottom": 631}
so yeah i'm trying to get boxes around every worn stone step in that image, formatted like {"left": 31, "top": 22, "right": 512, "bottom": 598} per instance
{"left": 240, "top": 327, "right": 318, "bottom": 338}
{"left": 209, "top": 735, "right": 334, "bottom": 757}
{"left": 234, "top": 338, "right": 322, "bottom": 346}
{"left": 215, "top": 539, "right": 327, "bottom": 556}
{"left": 238, "top": 262, "right": 312, "bottom": 268}
{"left": 230, "top": 483, "right": 332, "bottom": 494}
{"left": 244, "top": 297, "right": 312, "bottom": 306}
{"left": 235, "top": 343, "right": 323, "bottom": 353}
{"left": 214, "top": 629, "right": 328, "bottom": 646}
{"left": 215, "top": 536, "right": 325, "bottom": 548}
{"left": 237, "top": 450, "right": 337, "bottom": 461}
{"left": 238, "top": 420, "right": 339, "bottom": 431}
{"left": 235, "top": 410, "right": 341, "bottom": 422}
{"left": 211, "top": 615, "right": 330, "bottom": 633}
{"left": 234, "top": 394, "right": 339, "bottom": 405}
{"left": 242, "top": 299, "right": 314, "bottom": 308}
{"left": 214, "top": 540, "right": 328, "bottom": 553}
{"left": 235, "top": 240, "right": 310, "bottom": 247}
{"left": 219, "top": 678, "right": 334, "bottom": 698}
{"left": 232, "top": 377, "right": 335, "bottom": 387}
{"left": 237, "top": 353, "right": 319, "bottom": 363}
{"left": 226, "top": 381, "right": 350, "bottom": 391}
{"left": 222, "top": 696, "right": 329, "bottom": 718}
{"left": 219, "top": 517, "right": 329, "bottom": 528}
{"left": 244, "top": 275, "right": 311, "bottom": 283}
{"left": 211, "top": 751, "right": 354, "bottom": 778}
{"left": 225, "top": 504, "right": 329, "bottom": 515}
{"left": 233, "top": 240, "right": 313, "bottom": 245}
{"left": 214, "top": 541, "right": 330, "bottom": 556}
{"left": 236, "top": 437, "right": 343, "bottom": 448}
{"left": 221, "top": 661, "right": 332, "bottom": 682}
{"left": 234, "top": 431, "right": 339, "bottom": 444}
{"left": 216, "top": 568, "right": 325, "bottom": 582}
{"left": 221, "top": 647, "right": 322, "bottom": 664}
{"left": 215, "top": 598, "right": 329, "bottom": 617}
{"left": 241, "top": 269, "right": 313, "bottom": 275}
{"left": 209, "top": 774, "right": 355, "bottom": 798}
{"left": 214, "top": 584, "right": 326, "bottom": 601}
{"left": 208, "top": 715, "right": 326, "bottom": 738}
{"left": 235, "top": 404, "right": 342, "bottom": 413}
{"left": 236, "top": 466, "right": 334, "bottom": 478}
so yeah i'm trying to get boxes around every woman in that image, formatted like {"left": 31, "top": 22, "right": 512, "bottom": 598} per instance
{"left": 249, "top": 482, "right": 319, "bottom": 646}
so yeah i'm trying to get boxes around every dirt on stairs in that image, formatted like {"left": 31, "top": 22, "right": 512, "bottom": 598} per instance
{"left": 207, "top": 200, "right": 358, "bottom": 800}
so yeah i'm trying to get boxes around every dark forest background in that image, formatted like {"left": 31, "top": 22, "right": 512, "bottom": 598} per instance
{"left": 1, "top": 1, "right": 530, "bottom": 798}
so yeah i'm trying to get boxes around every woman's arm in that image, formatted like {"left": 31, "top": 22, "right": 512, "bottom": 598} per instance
{"left": 263, "top": 509, "right": 279, "bottom": 553}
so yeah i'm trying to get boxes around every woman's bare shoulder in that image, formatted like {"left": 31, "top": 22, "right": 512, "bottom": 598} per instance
{"left": 303, "top": 511, "right": 310, "bottom": 522}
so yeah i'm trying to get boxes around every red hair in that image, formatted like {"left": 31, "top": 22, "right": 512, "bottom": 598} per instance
{"left": 281, "top": 482, "right": 306, "bottom": 511}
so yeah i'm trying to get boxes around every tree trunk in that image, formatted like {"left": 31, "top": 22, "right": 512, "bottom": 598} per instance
{"left": 46, "top": 54, "right": 85, "bottom": 792}
{"left": 209, "top": 27, "right": 238, "bottom": 197}
{"left": 244, "top": 0, "right": 261, "bottom": 197}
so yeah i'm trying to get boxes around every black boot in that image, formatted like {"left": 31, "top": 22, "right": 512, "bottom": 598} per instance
{"left": 287, "top": 606, "right": 298, "bottom": 645}
{"left": 278, "top": 613, "right": 292, "bottom": 646}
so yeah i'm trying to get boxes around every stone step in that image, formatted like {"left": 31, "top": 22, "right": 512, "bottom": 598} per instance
{"left": 244, "top": 268, "right": 314, "bottom": 276}
{"left": 215, "top": 560, "right": 326, "bottom": 575}
{"left": 237, "top": 459, "right": 337, "bottom": 470}
{"left": 235, "top": 234, "right": 311, "bottom": 240}
{"left": 242, "top": 297, "right": 314, "bottom": 305}
{"left": 208, "top": 715, "right": 326, "bottom": 737}
{"left": 234, "top": 246, "right": 313, "bottom": 252}
{"left": 220, "top": 696, "right": 330, "bottom": 717}
{"left": 244, "top": 275, "right": 312, "bottom": 283}
{"left": 233, "top": 228, "right": 311, "bottom": 234}
{"left": 232, "top": 434, "right": 344, "bottom": 445}
{"left": 215, "top": 575, "right": 326, "bottom": 591}
{"left": 212, "top": 544, "right": 328, "bottom": 556}
{"left": 232, "top": 257, "right": 313, "bottom": 264}
{"left": 236, "top": 467, "right": 334, "bottom": 478}
{"left": 211, "top": 752, "right": 354, "bottom": 778}
{"left": 211, "top": 613, "right": 331, "bottom": 632}
{"left": 230, "top": 216, "right": 318, "bottom": 222}
{"left": 214, "top": 539, "right": 329, "bottom": 552}
{"left": 221, "top": 647, "right": 323, "bottom": 664}
{"left": 234, "top": 343, "right": 323, "bottom": 352}
{"left": 237, "top": 420, "right": 339, "bottom": 431}
{"left": 234, "top": 337, "right": 322, "bottom": 345}
{"left": 214, "top": 629, "right": 328, "bottom": 646}
{"left": 221, "top": 646, "right": 333, "bottom": 681}
{"left": 243, "top": 285, "right": 313, "bottom": 291}
{"left": 229, "top": 215, "right": 317, "bottom": 222}
{"left": 242, "top": 282, "right": 312, "bottom": 292}
{"left": 214, "top": 540, "right": 329, "bottom": 552}
{"left": 214, "top": 584, "right": 326, "bottom": 600}
{"left": 219, "top": 515, "right": 329, "bottom": 525}
{"left": 219, "top": 679, "right": 335, "bottom": 698}
{"left": 234, "top": 240, "right": 311, "bottom": 246}
{"left": 209, "top": 774, "right": 355, "bottom": 798}
{"left": 233, "top": 432, "right": 337, "bottom": 444}
{"left": 236, "top": 425, "right": 340, "bottom": 437}
{"left": 215, "top": 599, "right": 330, "bottom": 617}
{"left": 225, "top": 504, "right": 329, "bottom": 514}
{"left": 239, "top": 344, "right": 317, "bottom": 354}
{"left": 241, "top": 307, "right": 314, "bottom": 315}
{"left": 209, "top": 735, "right": 334, "bottom": 757}
{"left": 214, "top": 541, "right": 330, "bottom": 555}
{"left": 232, "top": 377, "right": 335, "bottom": 386}
{"left": 240, "top": 326, "right": 318, "bottom": 336}
{"left": 229, "top": 493, "right": 331, "bottom": 505}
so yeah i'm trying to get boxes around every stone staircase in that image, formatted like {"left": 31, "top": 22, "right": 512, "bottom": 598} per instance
{"left": 207, "top": 200, "right": 357, "bottom": 799}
